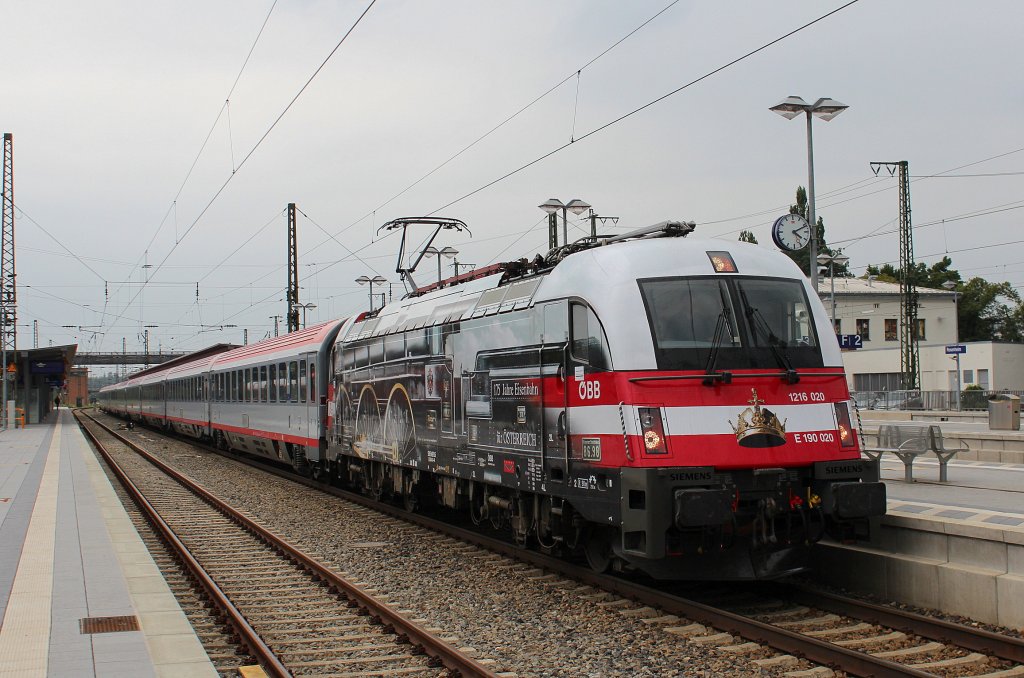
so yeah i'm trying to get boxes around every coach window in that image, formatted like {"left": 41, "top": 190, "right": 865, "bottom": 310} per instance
{"left": 299, "top": 361, "right": 307, "bottom": 403}
{"left": 236, "top": 370, "right": 242, "bottom": 401}
{"left": 278, "top": 362, "right": 286, "bottom": 401}
{"left": 288, "top": 361, "right": 299, "bottom": 402}
{"left": 406, "top": 329, "right": 428, "bottom": 357}
{"left": 570, "top": 302, "right": 611, "bottom": 370}
{"left": 260, "top": 365, "right": 268, "bottom": 402}
{"left": 269, "top": 364, "right": 277, "bottom": 402}
{"left": 368, "top": 340, "right": 384, "bottom": 366}
{"left": 309, "top": 363, "right": 317, "bottom": 402}
{"left": 384, "top": 334, "right": 404, "bottom": 361}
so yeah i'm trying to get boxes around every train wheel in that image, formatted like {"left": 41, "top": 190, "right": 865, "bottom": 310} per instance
{"left": 402, "top": 472, "right": 418, "bottom": 513}
{"left": 583, "top": 528, "right": 615, "bottom": 574}
{"left": 383, "top": 385, "right": 416, "bottom": 464}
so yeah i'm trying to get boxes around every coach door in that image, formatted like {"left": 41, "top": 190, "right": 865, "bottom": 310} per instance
{"left": 541, "top": 301, "right": 569, "bottom": 482}
{"left": 301, "top": 353, "right": 318, "bottom": 446}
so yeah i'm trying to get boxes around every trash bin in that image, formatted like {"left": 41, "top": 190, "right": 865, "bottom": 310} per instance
{"left": 988, "top": 393, "right": 1021, "bottom": 430}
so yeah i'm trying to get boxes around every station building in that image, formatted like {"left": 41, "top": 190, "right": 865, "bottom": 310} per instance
{"left": 820, "top": 277, "right": 1024, "bottom": 392}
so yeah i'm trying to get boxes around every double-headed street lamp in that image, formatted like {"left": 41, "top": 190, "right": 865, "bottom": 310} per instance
{"left": 770, "top": 96, "right": 849, "bottom": 294}
{"left": 292, "top": 302, "right": 317, "bottom": 328}
{"left": 816, "top": 253, "right": 849, "bottom": 330}
{"left": 423, "top": 246, "right": 459, "bottom": 284}
{"left": 355, "top": 276, "right": 387, "bottom": 311}
{"left": 539, "top": 198, "right": 591, "bottom": 249}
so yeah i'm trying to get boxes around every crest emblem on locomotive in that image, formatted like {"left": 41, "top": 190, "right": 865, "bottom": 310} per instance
{"left": 730, "top": 388, "right": 787, "bottom": 448}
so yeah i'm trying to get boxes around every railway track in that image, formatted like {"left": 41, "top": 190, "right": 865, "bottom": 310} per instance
{"left": 84, "top": 410, "right": 1024, "bottom": 677}
{"left": 76, "top": 411, "right": 497, "bottom": 678}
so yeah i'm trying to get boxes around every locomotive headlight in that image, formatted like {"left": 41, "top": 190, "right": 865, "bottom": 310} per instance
{"left": 638, "top": 407, "right": 668, "bottom": 455}
{"left": 643, "top": 430, "right": 662, "bottom": 450}
{"left": 834, "top": 402, "right": 856, "bottom": 449}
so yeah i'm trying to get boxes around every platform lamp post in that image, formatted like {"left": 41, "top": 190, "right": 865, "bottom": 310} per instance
{"left": 770, "top": 96, "right": 848, "bottom": 295}
{"left": 423, "top": 246, "right": 458, "bottom": 284}
{"left": 539, "top": 198, "right": 591, "bottom": 249}
{"left": 355, "top": 276, "right": 386, "bottom": 312}
{"left": 943, "top": 280, "right": 962, "bottom": 411}
{"left": 292, "top": 302, "right": 317, "bottom": 329}
{"left": 817, "top": 253, "right": 849, "bottom": 332}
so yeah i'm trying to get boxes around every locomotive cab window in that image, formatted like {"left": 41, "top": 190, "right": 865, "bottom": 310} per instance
{"left": 570, "top": 303, "right": 611, "bottom": 370}
{"left": 639, "top": 276, "right": 823, "bottom": 371}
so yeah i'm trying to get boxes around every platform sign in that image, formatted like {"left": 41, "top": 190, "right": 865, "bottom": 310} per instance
{"left": 837, "top": 334, "right": 863, "bottom": 350}
{"left": 945, "top": 344, "right": 967, "bottom": 355}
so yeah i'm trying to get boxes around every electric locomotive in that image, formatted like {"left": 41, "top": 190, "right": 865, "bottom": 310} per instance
{"left": 325, "top": 220, "right": 885, "bottom": 579}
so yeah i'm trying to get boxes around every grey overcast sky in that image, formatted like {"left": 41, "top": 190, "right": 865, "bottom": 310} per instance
{"left": 3, "top": 0, "right": 1022, "bottom": 363}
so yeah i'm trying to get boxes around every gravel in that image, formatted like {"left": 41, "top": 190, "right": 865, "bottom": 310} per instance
{"left": 118, "top": 424, "right": 792, "bottom": 677}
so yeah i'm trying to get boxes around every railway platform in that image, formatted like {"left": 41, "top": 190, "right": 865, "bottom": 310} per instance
{"left": 0, "top": 409, "right": 216, "bottom": 677}
{"left": 811, "top": 413, "right": 1024, "bottom": 629}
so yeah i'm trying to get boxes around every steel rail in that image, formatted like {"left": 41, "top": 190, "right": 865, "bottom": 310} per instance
{"left": 782, "top": 582, "right": 1024, "bottom": 664}
{"left": 93, "top": 411, "right": 1019, "bottom": 677}
{"left": 75, "top": 412, "right": 290, "bottom": 678}
{"left": 81, "top": 411, "right": 496, "bottom": 678}
{"left": 352, "top": 499, "right": 936, "bottom": 678}
{"left": 198, "top": 445, "right": 934, "bottom": 678}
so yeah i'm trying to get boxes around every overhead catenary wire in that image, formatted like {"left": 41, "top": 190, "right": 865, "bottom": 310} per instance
{"left": 99, "top": 0, "right": 378, "bottom": 351}
{"left": 291, "top": 0, "right": 685, "bottom": 264}
{"left": 424, "top": 1, "right": 861, "bottom": 217}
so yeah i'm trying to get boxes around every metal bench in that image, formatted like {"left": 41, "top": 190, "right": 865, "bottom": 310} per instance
{"left": 928, "top": 426, "right": 969, "bottom": 482}
{"left": 863, "top": 423, "right": 966, "bottom": 482}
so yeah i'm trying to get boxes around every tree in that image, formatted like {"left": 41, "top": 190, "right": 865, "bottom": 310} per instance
{"left": 866, "top": 257, "right": 958, "bottom": 289}
{"left": 784, "top": 186, "right": 850, "bottom": 277}
{"left": 738, "top": 230, "right": 758, "bottom": 244}
{"left": 955, "top": 277, "right": 1021, "bottom": 341}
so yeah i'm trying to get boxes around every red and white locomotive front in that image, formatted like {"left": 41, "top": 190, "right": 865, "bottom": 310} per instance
{"left": 534, "top": 233, "right": 885, "bottom": 579}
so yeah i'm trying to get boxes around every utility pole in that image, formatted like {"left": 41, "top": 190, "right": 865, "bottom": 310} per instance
{"left": 269, "top": 315, "right": 281, "bottom": 338}
{"left": 286, "top": 203, "right": 300, "bottom": 333}
{"left": 2, "top": 133, "right": 16, "bottom": 427}
{"left": 872, "top": 160, "right": 918, "bottom": 390}
{"left": 546, "top": 213, "right": 558, "bottom": 250}
{"left": 243, "top": 328, "right": 248, "bottom": 345}
{"left": 588, "top": 209, "right": 619, "bottom": 237}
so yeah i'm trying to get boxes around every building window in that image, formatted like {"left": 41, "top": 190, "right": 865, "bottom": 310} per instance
{"left": 853, "top": 372, "right": 902, "bottom": 392}
{"left": 833, "top": 318, "right": 841, "bottom": 334}
{"left": 979, "top": 369, "right": 990, "bottom": 389}
{"left": 914, "top": 318, "right": 926, "bottom": 340}
{"left": 884, "top": 319, "right": 897, "bottom": 341}
{"left": 963, "top": 369, "right": 974, "bottom": 385}
{"left": 856, "top": 319, "right": 870, "bottom": 341}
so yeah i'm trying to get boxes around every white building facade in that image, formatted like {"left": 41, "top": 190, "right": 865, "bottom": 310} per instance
{"left": 819, "top": 277, "right": 1024, "bottom": 392}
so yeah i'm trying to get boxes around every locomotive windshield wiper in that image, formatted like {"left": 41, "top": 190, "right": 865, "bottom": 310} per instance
{"left": 702, "top": 312, "right": 733, "bottom": 386}
{"left": 738, "top": 288, "right": 800, "bottom": 384}
{"left": 703, "top": 287, "right": 738, "bottom": 386}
